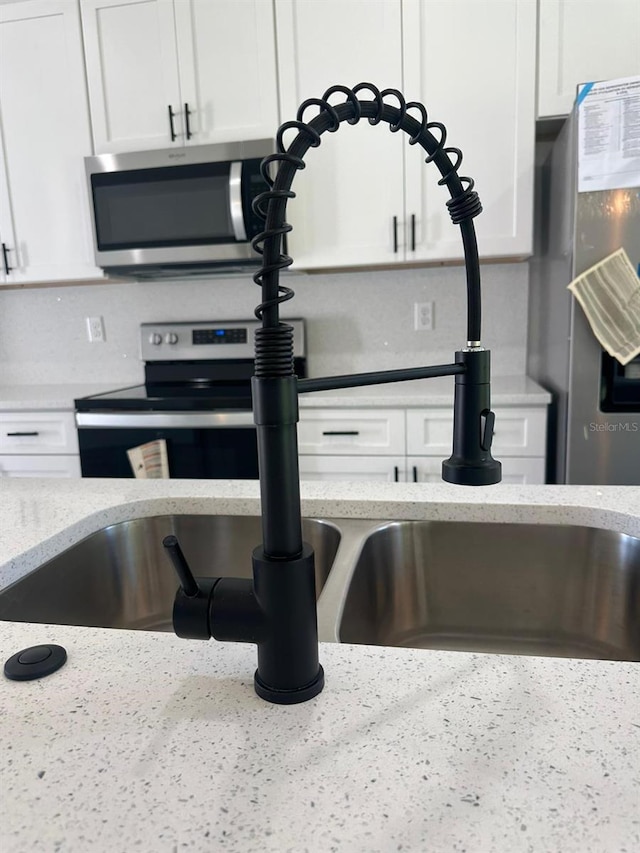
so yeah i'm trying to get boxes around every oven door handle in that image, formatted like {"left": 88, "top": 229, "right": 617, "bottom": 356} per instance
{"left": 76, "top": 412, "right": 256, "bottom": 428}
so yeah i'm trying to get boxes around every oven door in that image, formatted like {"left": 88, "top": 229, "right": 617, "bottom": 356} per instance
{"left": 76, "top": 412, "right": 258, "bottom": 479}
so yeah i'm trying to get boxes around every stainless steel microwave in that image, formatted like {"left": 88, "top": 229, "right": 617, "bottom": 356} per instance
{"left": 84, "top": 139, "right": 273, "bottom": 279}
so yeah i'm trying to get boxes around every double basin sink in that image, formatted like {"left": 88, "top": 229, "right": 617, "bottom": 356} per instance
{"left": 0, "top": 514, "right": 639, "bottom": 661}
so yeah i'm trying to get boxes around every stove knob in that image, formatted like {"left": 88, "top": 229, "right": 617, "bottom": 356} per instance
{"left": 149, "top": 332, "right": 162, "bottom": 345}
{"left": 165, "top": 332, "right": 179, "bottom": 345}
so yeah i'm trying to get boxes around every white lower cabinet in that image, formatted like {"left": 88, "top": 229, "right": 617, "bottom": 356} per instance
{"left": 406, "top": 407, "right": 547, "bottom": 458}
{"left": 0, "top": 411, "right": 81, "bottom": 478}
{"left": 297, "top": 409, "right": 405, "bottom": 456}
{"left": 406, "top": 405, "right": 547, "bottom": 485}
{"left": 299, "top": 455, "right": 405, "bottom": 483}
{"left": 0, "top": 455, "right": 81, "bottom": 478}
{"left": 407, "top": 456, "right": 545, "bottom": 485}
{"left": 298, "top": 405, "right": 548, "bottom": 484}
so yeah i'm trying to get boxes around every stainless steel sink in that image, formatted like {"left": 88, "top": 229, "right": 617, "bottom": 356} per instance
{"left": 338, "top": 521, "right": 640, "bottom": 661}
{"left": 0, "top": 515, "right": 340, "bottom": 632}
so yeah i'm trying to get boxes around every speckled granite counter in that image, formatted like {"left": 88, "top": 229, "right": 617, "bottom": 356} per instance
{"left": 0, "top": 620, "right": 638, "bottom": 853}
{"left": 0, "top": 479, "right": 638, "bottom": 590}
{"left": 0, "top": 479, "right": 638, "bottom": 852}
{"left": 0, "top": 383, "right": 127, "bottom": 410}
{"left": 298, "top": 374, "right": 551, "bottom": 407}
{"left": 0, "top": 375, "right": 551, "bottom": 411}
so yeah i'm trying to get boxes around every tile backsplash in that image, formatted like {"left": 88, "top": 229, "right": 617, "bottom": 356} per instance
{"left": 0, "top": 262, "right": 528, "bottom": 385}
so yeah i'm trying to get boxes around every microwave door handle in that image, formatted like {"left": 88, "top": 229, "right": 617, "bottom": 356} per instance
{"left": 229, "top": 161, "right": 247, "bottom": 242}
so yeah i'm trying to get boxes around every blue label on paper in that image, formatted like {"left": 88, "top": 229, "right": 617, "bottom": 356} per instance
{"left": 576, "top": 81, "right": 594, "bottom": 108}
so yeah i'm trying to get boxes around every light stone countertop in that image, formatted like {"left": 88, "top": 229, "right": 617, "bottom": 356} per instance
{"left": 1, "top": 479, "right": 639, "bottom": 590}
{"left": 0, "top": 383, "right": 128, "bottom": 411}
{"left": 0, "top": 478, "right": 638, "bottom": 852}
{"left": 0, "top": 620, "right": 638, "bottom": 853}
{"left": 0, "top": 374, "right": 551, "bottom": 411}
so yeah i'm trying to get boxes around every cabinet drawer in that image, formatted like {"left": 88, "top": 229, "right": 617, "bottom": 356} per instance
{"left": 299, "top": 455, "right": 405, "bottom": 483}
{"left": 406, "top": 407, "right": 547, "bottom": 457}
{"left": 298, "top": 409, "right": 405, "bottom": 456}
{"left": 408, "top": 456, "right": 546, "bottom": 485}
{"left": 0, "top": 454, "right": 81, "bottom": 478}
{"left": 0, "top": 411, "right": 79, "bottom": 454}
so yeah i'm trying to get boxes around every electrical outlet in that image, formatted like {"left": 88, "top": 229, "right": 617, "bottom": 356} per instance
{"left": 86, "top": 316, "right": 106, "bottom": 343}
{"left": 414, "top": 301, "right": 434, "bottom": 331}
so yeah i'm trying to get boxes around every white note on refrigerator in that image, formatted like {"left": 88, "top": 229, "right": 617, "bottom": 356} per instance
{"left": 577, "top": 75, "right": 640, "bottom": 193}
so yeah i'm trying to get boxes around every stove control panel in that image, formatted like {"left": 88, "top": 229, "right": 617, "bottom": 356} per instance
{"left": 192, "top": 327, "right": 247, "bottom": 345}
{"left": 140, "top": 319, "right": 305, "bottom": 361}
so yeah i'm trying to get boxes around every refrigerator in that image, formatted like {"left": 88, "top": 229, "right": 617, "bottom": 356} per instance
{"left": 528, "top": 76, "right": 640, "bottom": 485}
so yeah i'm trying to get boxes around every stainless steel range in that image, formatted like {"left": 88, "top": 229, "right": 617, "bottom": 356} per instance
{"left": 75, "top": 319, "right": 306, "bottom": 479}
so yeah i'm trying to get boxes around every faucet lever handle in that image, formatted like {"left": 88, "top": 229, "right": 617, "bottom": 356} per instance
{"left": 163, "top": 535, "right": 200, "bottom": 597}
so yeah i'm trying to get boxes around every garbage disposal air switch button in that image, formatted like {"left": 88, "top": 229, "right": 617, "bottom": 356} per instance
{"left": 4, "top": 644, "right": 67, "bottom": 681}
{"left": 18, "top": 645, "right": 52, "bottom": 664}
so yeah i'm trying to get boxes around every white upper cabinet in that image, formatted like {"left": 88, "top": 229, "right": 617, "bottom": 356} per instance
{"left": 274, "top": 0, "right": 406, "bottom": 269}
{"left": 81, "top": 0, "right": 279, "bottom": 154}
{"left": 538, "top": 0, "right": 640, "bottom": 118}
{"left": 0, "top": 0, "right": 102, "bottom": 285}
{"left": 403, "top": 0, "right": 536, "bottom": 261}
{"left": 274, "top": 0, "right": 536, "bottom": 269}
{"left": 174, "top": 0, "right": 279, "bottom": 146}
{"left": 81, "top": 0, "right": 182, "bottom": 152}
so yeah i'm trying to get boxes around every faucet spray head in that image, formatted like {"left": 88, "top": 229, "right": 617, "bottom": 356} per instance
{"left": 442, "top": 348, "right": 502, "bottom": 486}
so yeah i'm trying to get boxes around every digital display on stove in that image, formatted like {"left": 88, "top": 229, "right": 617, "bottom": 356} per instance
{"left": 192, "top": 328, "right": 247, "bottom": 345}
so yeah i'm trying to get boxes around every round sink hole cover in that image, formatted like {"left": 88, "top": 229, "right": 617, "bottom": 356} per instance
{"left": 4, "top": 644, "right": 67, "bottom": 681}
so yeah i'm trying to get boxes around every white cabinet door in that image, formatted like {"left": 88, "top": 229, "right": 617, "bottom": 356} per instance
{"left": 299, "top": 455, "right": 406, "bottom": 482}
{"left": 82, "top": 0, "right": 278, "bottom": 153}
{"left": 0, "top": 412, "right": 79, "bottom": 455}
{"left": 298, "top": 409, "right": 406, "bottom": 456}
{"left": 406, "top": 407, "right": 547, "bottom": 457}
{"left": 0, "top": 455, "right": 81, "bottom": 478}
{"left": 408, "top": 456, "right": 545, "bottom": 485}
{"left": 538, "top": 0, "right": 640, "bottom": 117}
{"left": 0, "top": 0, "right": 102, "bottom": 284}
{"left": 274, "top": 0, "right": 406, "bottom": 269}
{"left": 0, "top": 134, "right": 17, "bottom": 285}
{"left": 175, "top": 0, "right": 279, "bottom": 146}
{"left": 403, "top": 0, "right": 536, "bottom": 261}
{"left": 81, "top": 0, "right": 183, "bottom": 152}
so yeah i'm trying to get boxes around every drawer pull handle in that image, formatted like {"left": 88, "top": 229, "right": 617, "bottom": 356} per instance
{"left": 321, "top": 430, "right": 360, "bottom": 436}
{"left": 393, "top": 465, "right": 399, "bottom": 482}
{"left": 168, "top": 104, "right": 177, "bottom": 141}
{"left": 2, "top": 242, "right": 12, "bottom": 275}
{"left": 7, "top": 431, "right": 40, "bottom": 437}
{"left": 412, "top": 465, "right": 418, "bottom": 482}
{"left": 392, "top": 215, "right": 398, "bottom": 253}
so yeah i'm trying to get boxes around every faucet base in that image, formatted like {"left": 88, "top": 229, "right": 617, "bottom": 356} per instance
{"left": 254, "top": 665, "right": 325, "bottom": 705}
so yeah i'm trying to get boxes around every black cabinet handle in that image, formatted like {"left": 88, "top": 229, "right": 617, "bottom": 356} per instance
{"left": 322, "top": 430, "right": 360, "bottom": 436}
{"left": 412, "top": 465, "right": 418, "bottom": 483}
{"left": 184, "top": 103, "right": 192, "bottom": 140}
{"left": 168, "top": 104, "right": 177, "bottom": 141}
{"left": 411, "top": 213, "right": 416, "bottom": 252}
{"left": 393, "top": 215, "right": 398, "bottom": 253}
{"left": 393, "top": 465, "right": 399, "bottom": 482}
{"left": 7, "top": 431, "right": 39, "bottom": 437}
{"left": 2, "top": 243, "right": 12, "bottom": 275}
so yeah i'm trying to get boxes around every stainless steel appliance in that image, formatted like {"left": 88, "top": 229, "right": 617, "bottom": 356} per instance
{"left": 84, "top": 140, "right": 273, "bottom": 278}
{"left": 75, "top": 319, "right": 305, "bottom": 478}
{"left": 528, "top": 92, "right": 640, "bottom": 485}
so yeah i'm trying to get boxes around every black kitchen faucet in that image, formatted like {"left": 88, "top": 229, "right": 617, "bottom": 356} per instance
{"left": 163, "top": 83, "right": 502, "bottom": 705}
